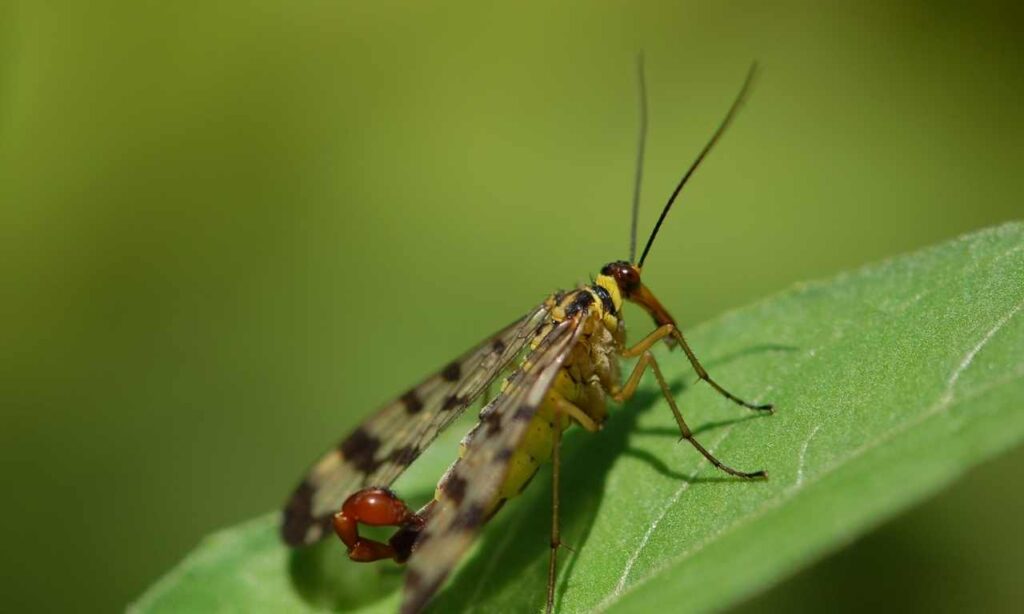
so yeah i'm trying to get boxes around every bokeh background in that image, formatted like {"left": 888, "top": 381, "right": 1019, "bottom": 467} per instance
{"left": 1, "top": 1, "right": 1022, "bottom": 612}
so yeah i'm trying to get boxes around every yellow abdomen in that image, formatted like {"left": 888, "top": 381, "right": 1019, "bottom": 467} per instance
{"left": 491, "top": 366, "right": 584, "bottom": 507}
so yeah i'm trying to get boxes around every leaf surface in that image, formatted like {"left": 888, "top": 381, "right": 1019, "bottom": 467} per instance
{"left": 132, "top": 222, "right": 1024, "bottom": 613}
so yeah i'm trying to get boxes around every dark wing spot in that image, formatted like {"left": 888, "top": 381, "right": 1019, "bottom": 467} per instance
{"left": 281, "top": 479, "right": 316, "bottom": 546}
{"left": 491, "top": 338, "right": 507, "bottom": 354}
{"left": 339, "top": 427, "right": 382, "bottom": 474}
{"left": 483, "top": 409, "right": 502, "bottom": 436}
{"left": 450, "top": 503, "right": 486, "bottom": 533}
{"left": 494, "top": 447, "right": 515, "bottom": 463}
{"left": 441, "top": 361, "right": 462, "bottom": 382}
{"left": 513, "top": 403, "right": 536, "bottom": 422}
{"left": 388, "top": 522, "right": 424, "bottom": 564}
{"left": 400, "top": 389, "right": 424, "bottom": 414}
{"left": 388, "top": 444, "right": 420, "bottom": 467}
{"left": 442, "top": 474, "right": 468, "bottom": 505}
{"left": 441, "top": 394, "right": 463, "bottom": 411}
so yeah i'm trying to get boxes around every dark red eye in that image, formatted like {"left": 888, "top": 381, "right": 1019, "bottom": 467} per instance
{"left": 601, "top": 261, "right": 641, "bottom": 296}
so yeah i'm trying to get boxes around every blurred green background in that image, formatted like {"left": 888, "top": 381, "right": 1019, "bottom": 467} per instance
{"left": 1, "top": 1, "right": 1021, "bottom": 612}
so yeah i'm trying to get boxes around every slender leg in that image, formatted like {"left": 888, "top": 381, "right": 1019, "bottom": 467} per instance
{"left": 623, "top": 324, "right": 772, "bottom": 412}
{"left": 551, "top": 393, "right": 600, "bottom": 433}
{"left": 546, "top": 411, "right": 564, "bottom": 614}
{"left": 613, "top": 351, "right": 766, "bottom": 479}
{"left": 543, "top": 395, "right": 593, "bottom": 613}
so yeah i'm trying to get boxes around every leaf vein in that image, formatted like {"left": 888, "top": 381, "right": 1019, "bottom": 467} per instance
{"left": 600, "top": 421, "right": 741, "bottom": 609}
{"left": 599, "top": 297, "right": 1023, "bottom": 610}
{"left": 794, "top": 424, "right": 822, "bottom": 489}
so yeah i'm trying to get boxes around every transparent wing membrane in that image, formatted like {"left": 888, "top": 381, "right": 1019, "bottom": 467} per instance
{"left": 281, "top": 304, "right": 551, "bottom": 546}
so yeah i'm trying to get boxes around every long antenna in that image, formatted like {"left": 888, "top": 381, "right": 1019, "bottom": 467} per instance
{"left": 636, "top": 62, "right": 757, "bottom": 268}
{"left": 628, "top": 52, "right": 648, "bottom": 264}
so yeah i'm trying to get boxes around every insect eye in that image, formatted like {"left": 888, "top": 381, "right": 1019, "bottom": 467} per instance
{"left": 614, "top": 264, "right": 638, "bottom": 292}
{"left": 603, "top": 261, "right": 640, "bottom": 295}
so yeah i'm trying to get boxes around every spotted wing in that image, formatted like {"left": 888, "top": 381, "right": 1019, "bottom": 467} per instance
{"left": 282, "top": 304, "right": 551, "bottom": 546}
{"left": 399, "top": 315, "right": 586, "bottom": 614}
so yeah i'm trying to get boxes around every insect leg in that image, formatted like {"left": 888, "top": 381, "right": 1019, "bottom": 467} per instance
{"left": 553, "top": 393, "right": 600, "bottom": 432}
{"left": 332, "top": 488, "right": 424, "bottom": 562}
{"left": 547, "top": 409, "right": 565, "bottom": 614}
{"left": 543, "top": 393, "right": 591, "bottom": 613}
{"left": 623, "top": 324, "right": 773, "bottom": 413}
{"left": 613, "top": 351, "right": 766, "bottom": 479}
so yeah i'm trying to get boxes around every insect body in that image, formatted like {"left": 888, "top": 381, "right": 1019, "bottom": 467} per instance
{"left": 282, "top": 61, "right": 772, "bottom": 614}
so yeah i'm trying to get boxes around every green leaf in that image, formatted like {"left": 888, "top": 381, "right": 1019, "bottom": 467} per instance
{"left": 132, "top": 222, "right": 1024, "bottom": 613}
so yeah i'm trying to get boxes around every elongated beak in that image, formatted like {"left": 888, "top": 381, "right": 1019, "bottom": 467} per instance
{"left": 629, "top": 283, "right": 678, "bottom": 331}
